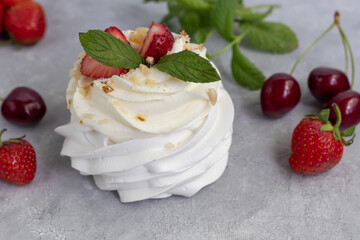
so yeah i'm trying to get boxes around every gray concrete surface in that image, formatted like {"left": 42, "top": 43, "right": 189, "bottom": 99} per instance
{"left": 1, "top": 0, "right": 360, "bottom": 239}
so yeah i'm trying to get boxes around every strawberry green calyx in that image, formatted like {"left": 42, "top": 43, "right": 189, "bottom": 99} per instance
{"left": 315, "top": 104, "right": 355, "bottom": 146}
{"left": 0, "top": 128, "right": 26, "bottom": 148}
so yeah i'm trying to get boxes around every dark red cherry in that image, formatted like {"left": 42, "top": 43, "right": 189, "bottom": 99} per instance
{"left": 261, "top": 73, "right": 301, "bottom": 118}
{"left": 324, "top": 90, "right": 360, "bottom": 130}
{"left": 308, "top": 67, "right": 350, "bottom": 102}
{"left": 1, "top": 87, "right": 46, "bottom": 125}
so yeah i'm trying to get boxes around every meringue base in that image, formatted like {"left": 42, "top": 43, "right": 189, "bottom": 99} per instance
{"left": 56, "top": 86, "right": 234, "bottom": 203}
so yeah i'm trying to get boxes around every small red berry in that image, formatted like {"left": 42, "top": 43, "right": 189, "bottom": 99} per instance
{"left": 289, "top": 105, "right": 353, "bottom": 175}
{"left": 4, "top": 1, "right": 46, "bottom": 45}
{"left": 0, "top": 129, "right": 36, "bottom": 185}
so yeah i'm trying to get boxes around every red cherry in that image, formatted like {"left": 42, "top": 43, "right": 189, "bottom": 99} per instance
{"left": 325, "top": 90, "right": 360, "bottom": 130}
{"left": 308, "top": 67, "right": 350, "bottom": 102}
{"left": 1, "top": 87, "right": 46, "bottom": 125}
{"left": 261, "top": 73, "right": 301, "bottom": 117}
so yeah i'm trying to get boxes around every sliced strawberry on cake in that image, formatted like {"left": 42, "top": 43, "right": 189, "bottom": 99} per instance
{"left": 81, "top": 26, "right": 129, "bottom": 79}
{"left": 140, "top": 22, "right": 175, "bottom": 63}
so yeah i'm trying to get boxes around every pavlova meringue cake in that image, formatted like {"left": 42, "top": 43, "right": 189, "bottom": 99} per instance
{"left": 55, "top": 23, "right": 234, "bottom": 203}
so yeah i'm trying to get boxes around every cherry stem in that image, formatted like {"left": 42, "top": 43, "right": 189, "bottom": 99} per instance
{"left": 207, "top": 31, "right": 248, "bottom": 59}
{"left": 337, "top": 24, "right": 355, "bottom": 89}
{"left": 289, "top": 23, "right": 335, "bottom": 75}
{"left": 340, "top": 31, "right": 349, "bottom": 74}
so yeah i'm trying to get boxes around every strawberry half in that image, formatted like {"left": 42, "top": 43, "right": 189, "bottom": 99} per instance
{"left": 105, "top": 26, "right": 130, "bottom": 44}
{"left": 81, "top": 26, "right": 129, "bottom": 79}
{"left": 140, "top": 22, "right": 174, "bottom": 63}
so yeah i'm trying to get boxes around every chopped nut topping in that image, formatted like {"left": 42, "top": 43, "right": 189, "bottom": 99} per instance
{"left": 102, "top": 85, "right": 114, "bottom": 93}
{"left": 180, "top": 30, "right": 186, "bottom": 36}
{"left": 199, "top": 43, "right": 204, "bottom": 50}
{"left": 80, "top": 120, "right": 83, "bottom": 124}
{"left": 139, "top": 64, "right": 151, "bottom": 76}
{"left": 68, "top": 99, "right": 72, "bottom": 106}
{"left": 79, "top": 85, "right": 92, "bottom": 100}
{"left": 208, "top": 88, "right": 218, "bottom": 106}
{"left": 90, "top": 82, "right": 94, "bottom": 87}
{"left": 165, "top": 142, "right": 175, "bottom": 150}
{"left": 137, "top": 114, "right": 146, "bottom": 122}
{"left": 184, "top": 43, "right": 193, "bottom": 51}
{"left": 99, "top": 119, "right": 109, "bottom": 125}
{"left": 82, "top": 113, "right": 95, "bottom": 119}
{"left": 146, "top": 56, "right": 155, "bottom": 66}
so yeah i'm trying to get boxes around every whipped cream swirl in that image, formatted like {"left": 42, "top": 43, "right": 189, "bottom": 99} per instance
{"left": 56, "top": 29, "right": 234, "bottom": 202}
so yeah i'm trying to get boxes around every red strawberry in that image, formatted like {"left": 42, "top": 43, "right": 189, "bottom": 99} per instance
{"left": 81, "top": 26, "right": 129, "bottom": 79}
{"left": 4, "top": 1, "right": 46, "bottom": 45}
{"left": 0, "top": 129, "right": 36, "bottom": 185}
{"left": 0, "top": 4, "right": 4, "bottom": 37}
{"left": 289, "top": 104, "right": 353, "bottom": 175}
{"left": 0, "top": 0, "right": 31, "bottom": 9}
{"left": 140, "top": 22, "right": 174, "bottom": 63}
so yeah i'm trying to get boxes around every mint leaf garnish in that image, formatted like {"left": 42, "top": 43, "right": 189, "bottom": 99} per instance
{"left": 177, "top": 0, "right": 212, "bottom": 11}
{"left": 236, "top": 6, "right": 275, "bottom": 22}
{"left": 155, "top": 50, "right": 220, "bottom": 83}
{"left": 179, "top": 11, "right": 200, "bottom": 34}
{"left": 231, "top": 45, "right": 265, "bottom": 90}
{"left": 240, "top": 21, "right": 298, "bottom": 53}
{"left": 211, "top": 0, "right": 237, "bottom": 42}
{"left": 194, "top": 28, "right": 214, "bottom": 44}
{"left": 79, "top": 30, "right": 144, "bottom": 69}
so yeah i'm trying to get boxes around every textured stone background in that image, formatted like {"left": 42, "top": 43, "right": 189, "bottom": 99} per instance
{"left": 1, "top": 0, "right": 360, "bottom": 239}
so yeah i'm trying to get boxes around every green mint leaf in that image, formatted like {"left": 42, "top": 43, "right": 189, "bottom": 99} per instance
{"left": 341, "top": 126, "right": 356, "bottom": 137}
{"left": 240, "top": 21, "right": 298, "bottom": 53}
{"left": 79, "top": 30, "right": 144, "bottom": 69}
{"left": 179, "top": 11, "right": 200, "bottom": 33}
{"left": 144, "top": 0, "right": 168, "bottom": 2}
{"left": 236, "top": 6, "right": 275, "bottom": 22}
{"left": 155, "top": 50, "right": 220, "bottom": 83}
{"left": 168, "top": 0, "right": 184, "bottom": 16}
{"left": 211, "top": 0, "right": 237, "bottom": 41}
{"left": 194, "top": 28, "right": 214, "bottom": 44}
{"left": 231, "top": 45, "right": 265, "bottom": 90}
{"left": 160, "top": 13, "right": 175, "bottom": 24}
{"left": 176, "top": 0, "right": 212, "bottom": 11}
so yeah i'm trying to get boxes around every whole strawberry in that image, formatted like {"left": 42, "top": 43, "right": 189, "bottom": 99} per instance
{"left": 0, "top": 129, "right": 36, "bottom": 185}
{"left": 4, "top": 1, "right": 46, "bottom": 45}
{"left": 289, "top": 104, "right": 354, "bottom": 175}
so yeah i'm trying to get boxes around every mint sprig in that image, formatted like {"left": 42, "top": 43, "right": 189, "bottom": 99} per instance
{"left": 79, "top": 30, "right": 220, "bottom": 83}
{"left": 155, "top": 50, "right": 220, "bottom": 83}
{"left": 79, "top": 30, "right": 145, "bottom": 69}
{"left": 145, "top": 0, "right": 298, "bottom": 90}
